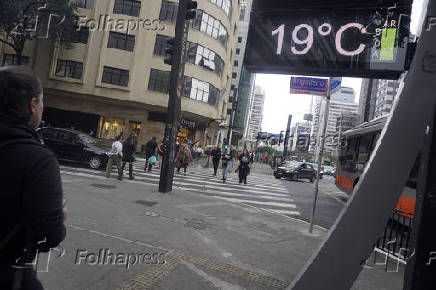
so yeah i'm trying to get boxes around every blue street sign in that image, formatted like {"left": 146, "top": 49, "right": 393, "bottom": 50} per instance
{"left": 290, "top": 76, "right": 342, "bottom": 96}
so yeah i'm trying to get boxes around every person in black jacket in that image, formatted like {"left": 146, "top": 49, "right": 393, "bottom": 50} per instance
{"left": 118, "top": 134, "right": 137, "bottom": 180}
{"left": 211, "top": 146, "right": 221, "bottom": 176}
{"left": 0, "top": 66, "right": 66, "bottom": 290}
{"left": 143, "top": 137, "right": 157, "bottom": 172}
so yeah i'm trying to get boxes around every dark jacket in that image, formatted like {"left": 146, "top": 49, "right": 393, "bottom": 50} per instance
{"left": 122, "top": 137, "right": 137, "bottom": 162}
{"left": 0, "top": 117, "right": 66, "bottom": 289}
{"left": 211, "top": 148, "right": 221, "bottom": 162}
{"left": 145, "top": 139, "right": 157, "bottom": 157}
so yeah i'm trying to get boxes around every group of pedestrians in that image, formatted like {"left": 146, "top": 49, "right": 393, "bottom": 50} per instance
{"left": 105, "top": 133, "right": 138, "bottom": 181}
{"left": 210, "top": 147, "right": 253, "bottom": 184}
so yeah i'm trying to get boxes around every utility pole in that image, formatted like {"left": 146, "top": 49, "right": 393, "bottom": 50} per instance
{"left": 159, "top": 0, "right": 197, "bottom": 193}
{"left": 283, "top": 115, "right": 292, "bottom": 159}
{"left": 309, "top": 78, "right": 331, "bottom": 233}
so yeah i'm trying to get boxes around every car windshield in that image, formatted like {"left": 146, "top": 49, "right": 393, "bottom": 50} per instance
{"left": 78, "top": 134, "right": 96, "bottom": 144}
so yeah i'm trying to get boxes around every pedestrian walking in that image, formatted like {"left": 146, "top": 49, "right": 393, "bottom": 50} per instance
{"left": 105, "top": 135, "right": 123, "bottom": 178}
{"left": 175, "top": 140, "right": 192, "bottom": 175}
{"left": 144, "top": 137, "right": 158, "bottom": 172}
{"left": 211, "top": 146, "right": 221, "bottom": 176}
{"left": 196, "top": 145, "right": 203, "bottom": 160}
{"left": 0, "top": 67, "right": 66, "bottom": 289}
{"left": 238, "top": 149, "right": 251, "bottom": 184}
{"left": 250, "top": 152, "right": 255, "bottom": 164}
{"left": 118, "top": 134, "right": 137, "bottom": 180}
{"left": 221, "top": 149, "right": 232, "bottom": 182}
{"left": 157, "top": 142, "right": 164, "bottom": 169}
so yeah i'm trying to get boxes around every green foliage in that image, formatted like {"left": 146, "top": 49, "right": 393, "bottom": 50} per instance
{"left": 0, "top": 0, "right": 77, "bottom": 64}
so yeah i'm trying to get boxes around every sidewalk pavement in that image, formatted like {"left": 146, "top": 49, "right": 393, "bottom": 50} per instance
{"left": 41, "top": 166, "right": 404, "bottom": 290}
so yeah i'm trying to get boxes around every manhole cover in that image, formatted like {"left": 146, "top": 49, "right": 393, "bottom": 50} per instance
{"left": 90, "top": 184, "right": 117, "bottom": 189}
{"left": 184, "top": 219, "right": 208, "bottom": 230}
{"left": 135, "top": 200, "right": 158, "bottom": 207}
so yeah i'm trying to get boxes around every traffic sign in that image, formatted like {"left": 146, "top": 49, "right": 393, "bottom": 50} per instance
{"left": 290, "top": 76, "right": 340, "bottom": 96}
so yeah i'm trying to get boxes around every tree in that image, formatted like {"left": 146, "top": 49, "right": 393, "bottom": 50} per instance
{"left": 0, "top": 0, "right": 78, "bottom": 65}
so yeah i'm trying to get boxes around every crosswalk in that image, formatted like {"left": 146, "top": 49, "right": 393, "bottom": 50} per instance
{"left": 60, "top": 159, "right": 300, "bottom": 217}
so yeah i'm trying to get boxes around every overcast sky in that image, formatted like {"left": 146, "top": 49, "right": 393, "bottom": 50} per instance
{"left": 256, "top": 0, "right": 426, "bottom": 134}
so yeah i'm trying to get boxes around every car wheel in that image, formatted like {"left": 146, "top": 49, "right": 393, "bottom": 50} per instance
{"left": 275, "top": 175, "right": 281, "bottom": 179}
{"left": 89, "top": 156, "right": 102, "bottom": 169}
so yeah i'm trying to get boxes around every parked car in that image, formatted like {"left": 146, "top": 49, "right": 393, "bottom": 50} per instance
{"left": 324, "top": 165, "right": 336, "bottom": 176}
{"left": 36, "top": 127, "right": 109, "bottom": 169}
{"left": 307, "top": 163, "right": 324, "bottom": 179}
{"left": 273, "top": 162, "right": 316, "bottom": 182}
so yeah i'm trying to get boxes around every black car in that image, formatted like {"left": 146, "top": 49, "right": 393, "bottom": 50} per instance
{"left": 37, "top": 127, "right": 109, "bottom": 169}
{"left": 274, "top": 162, "right": 316, "bottom": 182}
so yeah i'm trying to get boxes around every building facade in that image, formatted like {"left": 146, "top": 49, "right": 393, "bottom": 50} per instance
{"left": 310, "top": 87, "right": 359, "bottom": 157}
{"left": 247, "top": 86, "right": 265, "bottom": 140}
{"left": 1, "top": 0, "right": 239, "bottom": 150}
{"left": 374, "top": 79, "right": 401, "bottom": 119}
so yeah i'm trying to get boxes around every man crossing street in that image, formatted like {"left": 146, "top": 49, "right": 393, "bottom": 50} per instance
{"left": 211, "top": 146, "right": 221, "bottom": 176}
{"left": 144, "top": 137, "right": 158, "bottom": 172}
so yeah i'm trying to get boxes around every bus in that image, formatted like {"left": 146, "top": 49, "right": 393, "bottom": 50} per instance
{"left": 335, "top": 116, "right": 419, "bottom": 218}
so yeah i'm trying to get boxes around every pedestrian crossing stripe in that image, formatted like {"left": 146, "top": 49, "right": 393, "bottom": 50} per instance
{"left": 59, "top": 163, "right": 300, "bottom": 217}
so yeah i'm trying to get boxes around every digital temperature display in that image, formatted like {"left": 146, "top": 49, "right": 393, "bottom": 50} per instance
{"left": 244, "top": 5, "right": 411, "bottom": 79}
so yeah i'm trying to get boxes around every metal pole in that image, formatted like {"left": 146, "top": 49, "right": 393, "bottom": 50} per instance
{"left": 309, "top": 78, "right": 331, "bottom": 233}
{"left": 158, "top": 0, "right": 190, "bottom": 193}
{"left": 226, "top": 89, "right": 238, "bottom": 147}
{"left": 283, "top": 115, "right": 292, "bottom": 159}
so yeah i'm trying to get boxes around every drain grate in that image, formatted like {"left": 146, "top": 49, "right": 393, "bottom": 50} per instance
{"left": 135, "top": 200, "right": 158, "bottom": 207}
{"left": 90, "top": 184, "right": 117, "bottom": 189}
{"left": 184, "top": 219, "right": 208, "bottom": 230}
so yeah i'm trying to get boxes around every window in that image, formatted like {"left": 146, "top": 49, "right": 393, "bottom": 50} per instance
{"left": 70, "top": 0, "right": 94, "bottom": 9}
{"left": 102, "top": 66, "right": 129, "bottom": 86}
{"left": 55, "top": 60, "right": 83, "bottom": 79}
{"left": 210, "top": 0, "right": 232, "bottom": 17}
{"left": 2, "top": 54, "right": 29, "bottom": 66}
{"left": 185, "top": 42, "right": 224, "bottom": 77}
{"left": 191, "top": 10, "right": 228, "bottom": 46}
{"left": 232, "top": 72, "right": 237, "bottom": 78}
{"left": 233, "top": 60, "right": 238, "bottom": 67}
{"left": 148, "top": 69, "right": 170, "bottom": 94}
{"left": 113, "top": 0, "right": 141, "bottom": 17}
{"left": 159, "top": 1, "right": 178, "bottom": 23}
{"left": 236, "top": 48, "right": 240, "bottom": 55}
{"left": 58, "top": 131, "right": 74, "bottom": 143}
{"left": 183, "top": 76, "right": 219, "bottom": 106}
{"left": 38, "top": 128, "right": 57, "bottom": 139}
{"left": 66, "top": 27, "right": 89, "bottom": 44}
{"left": 153, "top": 35, "right": 170, "bottom": 56}
{"left": 237, "top": 37, "right": 242, "bottom": 43}
{"left": 239, "top": 7, "right": 245, "bottom": 21}
{"left": 230, "top": 84, "right": 235, "bottom": 90}
{"left": 108, "top": 31, "right": 135, "bottom": 51}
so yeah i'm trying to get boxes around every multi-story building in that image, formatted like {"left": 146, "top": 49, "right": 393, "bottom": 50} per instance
{"left": 1, "top": 0, "right": 239, "bottom": 150}
{"left": 374, "top": 79, "right": 401, "bottom": 118}
{"left": 310, "top": 87, "right": 359, "bottom": 157}
{"left": 247, "top": 86, "right": 265, "bottom": 140}
{"left": 332, "top": 113, "right": 359, "bottom": 156}
{"left": 226, "top": 0, "right": 255, "bottom": 147}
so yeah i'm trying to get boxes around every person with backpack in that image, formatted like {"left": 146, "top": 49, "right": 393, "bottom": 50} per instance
{"left": 221, "top": 149, "right": 233, "bottom": 183}
{"left": 105, "top": 135, "right": 123, "bottom": 178}
{"left": 211, "top": 146, "right": 221, "bottom": 176}
{"left": 118, "top": 134, "right": 137, "bottom": 180}
{"left": 144, "top": 137, "right": 158, "bottom": 172}
{"left": 238, "top": 149, "right": 251, "bottom": 185}
{"left": 0, "top": 67, "right": 66, "bottom": 290}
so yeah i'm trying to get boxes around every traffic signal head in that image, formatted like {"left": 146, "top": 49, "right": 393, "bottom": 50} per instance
{"left": 186, "top": 0, "right": 198, "bottom": 20}
{"left": 164, "top": 37, "right": 176, "bottom": 65}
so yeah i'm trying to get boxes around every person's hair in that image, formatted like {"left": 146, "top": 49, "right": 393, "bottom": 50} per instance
{"left": 0, "top": 66, "right": 42, "bottom": 123}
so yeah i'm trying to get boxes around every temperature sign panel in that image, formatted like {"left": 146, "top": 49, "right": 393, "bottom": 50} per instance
{"left": 244, "top": 6, "right": 411, "bottom": 79}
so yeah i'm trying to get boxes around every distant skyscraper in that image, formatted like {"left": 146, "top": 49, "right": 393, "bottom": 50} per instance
{"left": 358, "top": 79, "right": 379, "bottom": 124}
{"left": 374, "top": 79, "right": 402, "bottom": 118}
{"left": 310, "top": 87, "right": 359, "bottom": 156}
{"left": 248, "top": 86, "right": 265, "bottom": 140}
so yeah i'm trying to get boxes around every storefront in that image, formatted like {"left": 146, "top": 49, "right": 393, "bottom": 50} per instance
{"left": 178, "top": 118, "right": 202, "bottom": 144}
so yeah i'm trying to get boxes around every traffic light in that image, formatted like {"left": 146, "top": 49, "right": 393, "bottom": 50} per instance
{"left": 164, "top": 37, "right": 176, "bottom": 65}
{"left": 186, "top": 0, "right": 198, "bottom": 20}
